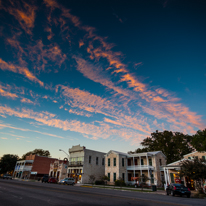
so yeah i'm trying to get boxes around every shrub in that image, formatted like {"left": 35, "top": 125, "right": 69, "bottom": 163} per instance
{"left": 95, "top": 180, "right": 104, "bottom": 185}
{"left": 115, "top": 180, "right": 126, "bottom": 186}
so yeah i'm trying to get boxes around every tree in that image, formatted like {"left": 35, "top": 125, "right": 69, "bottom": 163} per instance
{"left": 139, "top": 130, "right": 193, "bottom": 164}
{"left": 0, "top": 154, "right": 19, "bottom": 174}
{"left": 22, "top": 149, "right": 50, "bottom": 160}
{"left": 89, "top": 175, "right": 96, "bottom": 185}
{"left": 191, "top": 129, "right": 206, "bottom": 152}
{"left": 179, "top": 158, "right": 206, "bottom": 190}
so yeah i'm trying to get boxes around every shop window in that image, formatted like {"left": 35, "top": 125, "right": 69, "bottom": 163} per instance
{"left": 113, "top": 173, "right": 116, "bottom": 181}
{"left": 108, "top": 173, "right": 110, "bottom": 181}
{"left": 122, "top": 158, "right": 124, "bottom": 167}
{"left": 149, "top": 159, "right": 152, "bottom": 166}
{"left": 170, "top": 173, "right": 174, "bottom": 183}
{"left": 141, "top": 159, "right": 144, "bottom": 165}
{"left": 114, "top": 158, "right": 116, "bottom": 166}
{"left": 102, "top": 158, "right": 104, "bottom": 165}
{"left": 108, "top": 158, "right": 110, "bottom": 166}
{"left": 96, "top": 157, "right": 99, "bottom": 165}
{"left": 89, "top": 156, "right": 91, "bottom": 164}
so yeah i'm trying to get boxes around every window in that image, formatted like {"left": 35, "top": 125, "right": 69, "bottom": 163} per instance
{"left": 96, "top": 157, "right": 98, "bottom": 165}
{"left": 113, "top": 173, "right": 116, "bottom": 181}
{"left": 188, "top": 157, "right": 191, "bottom": 159}
{"left": 108, "top": 173, "right": 110, "bottom": 181}
{"left": 122, "top": 173, "right": 125, "bottom": 181}
{"left": 195, "top": 156, "right": 198, "bottom": 159}
{"left": 102, "top": 158, "right": 104, "bottom": 165}
{"left": 108, "top": 158, "right": 110, "bottom": 166}
{"left": 122, "top": 158, "right": 124, "bottom": 167}
{"left": 141, "top": 159, "right": 144, "bottom": 165}
{"left": 89, "top": 156, "right": 91, "bottom": 164}
{"left": 135, "top": 159, "right": 138, "bottom": 165}
{"left": 114, "top": 158, "right": 116, "bottom": 166}
{"left": 159, "top": 159, "right": 162, "bottom": 166}
{"left": 202, "top": 156, "right": 206, "bottom": 160}
{"left": 149, "top": 159, "right": 152, "bottom": 166}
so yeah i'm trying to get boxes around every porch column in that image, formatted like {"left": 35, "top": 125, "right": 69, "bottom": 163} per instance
{"left": 164, "top": 167, "right": 167, "bottom": 190}
{"left": 146, "top": 155, "right": 150, "bottom": 185}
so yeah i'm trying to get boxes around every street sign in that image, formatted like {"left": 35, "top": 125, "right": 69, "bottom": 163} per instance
{"left": 31, "top": 172, "right": 37, "bottom": 175}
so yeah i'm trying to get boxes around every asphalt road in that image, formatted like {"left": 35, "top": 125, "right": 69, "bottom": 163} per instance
{"left": 0, "top": 179, "right": 205, "bottom": 206}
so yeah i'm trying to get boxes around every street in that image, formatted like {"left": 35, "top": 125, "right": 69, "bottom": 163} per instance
{"left": 0, "top": 179, "right": 205, "bottom": 206}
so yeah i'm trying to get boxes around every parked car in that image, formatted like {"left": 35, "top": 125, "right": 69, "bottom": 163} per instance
{"left": 166, "top": 183, "right": 191, "bottom": 198}
{"left": 42, "top": 175, "right": 49, "bottom": 183}
{"left": 59, "top": 178, "right": 75, "bottom": 185}
{"left": 48, "top": 177, "right": 58, "bottom": 184}
{"left": 3, "top": 174, "right": 12, "bottom": 180}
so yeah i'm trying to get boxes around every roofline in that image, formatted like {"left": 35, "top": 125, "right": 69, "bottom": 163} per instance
{"left": 183, "top": 151, "right": 198, "bottom": 157}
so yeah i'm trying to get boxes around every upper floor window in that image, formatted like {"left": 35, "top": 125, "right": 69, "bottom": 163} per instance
{"left": 122, "top": 158, "right": 124, "bottom": 167}
{"left": 108, "top": 158, "right": 110, "bottom": 166}
{"left": 89, "top": 156, "right": 91, "bottom": 164}
{"left": 149, "top": 159, "right": 152, "bottom": 166}
{"left": 159, "top": 159, "right": 162, "bottom": 166}
{"left": 141, "top": 159, "right": 144, "bottom": 165}
{"left": 96, "top": 157, "right": 99, "bottom": 165}
{"left": 114, "top": 158, "right": 116, "bottom": 166}
{"left": 102, "top": 158, "right": 105, "bottom": 165}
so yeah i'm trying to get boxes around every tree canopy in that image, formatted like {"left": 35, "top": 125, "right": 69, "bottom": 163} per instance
{"left": 0, "top": 154, "right": 19, "bottom": 174}
{"left": 134, "top": 130, "right": 193, "bottom": 164}
{"left": 179, "top": 158, "right": 206, "bottom": 181}
{"left": 22, "top": 149, "right": 50, "bottom": 160}
{"left": 191, "top": 129, "right": 206, "bottom": 152}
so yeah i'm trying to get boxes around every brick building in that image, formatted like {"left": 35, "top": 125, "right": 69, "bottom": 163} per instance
{"left": 13, "top": 154, "right": 58, "bottom": 179}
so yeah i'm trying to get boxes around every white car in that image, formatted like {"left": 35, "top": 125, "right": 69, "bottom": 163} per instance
{"left": 59, "top": 178, "right": 75, "bottom": 185}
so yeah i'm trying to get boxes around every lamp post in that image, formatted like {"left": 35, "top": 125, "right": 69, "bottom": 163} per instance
{"left": 59, "top": 149, "right": 69, "bottom": 159}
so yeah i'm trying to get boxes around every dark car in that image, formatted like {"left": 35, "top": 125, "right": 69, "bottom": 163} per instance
{"left": 166, "top": 183, "right": 191, "bottom": 198}
{"left": 42, "top": 175, "right": 49, "bottom": 183}
{"left": 48, "top": 177, "right": 58, "bottom": 184}
{"left": 3, "top": 174, "right": 12, "bottom": 180}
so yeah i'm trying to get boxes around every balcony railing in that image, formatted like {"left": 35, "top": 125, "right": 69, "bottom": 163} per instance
{"left": 68, "top": 161, "right": 84, "bottom": 166}
{"left": 15, "top": 166, "right": 32, "bottom": 171}
{"left": 127, "top": 165, "right": 154, "bottom": 170}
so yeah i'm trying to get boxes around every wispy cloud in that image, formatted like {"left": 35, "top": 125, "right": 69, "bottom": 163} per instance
{"left": 0, "top": 58, "right": 44, "bottom": 86}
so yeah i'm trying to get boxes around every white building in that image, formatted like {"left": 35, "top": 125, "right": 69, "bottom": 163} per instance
{"left": 105, "top": 150, "right": 166, "bottom": 186}
{"left": 67, "top": 145, "right": 106, "bottom": 183}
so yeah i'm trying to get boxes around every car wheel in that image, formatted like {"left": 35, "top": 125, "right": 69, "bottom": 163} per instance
{"left": 187, "top": 195, "right": 190, "bottom": 198}
{"left": 171, "top": 191, "right": 175, "bottom": 196}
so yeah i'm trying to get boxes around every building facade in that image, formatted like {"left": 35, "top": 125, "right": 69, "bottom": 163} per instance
{"left": 67, "top": 145, "right": 106, "bottom": 183}
{"left": 49, "top": 160, "right": 68, "bottom": 181}
{"left": 163, "top": 151, "right": 206, "bottom": 190}
{"left": 13, "top": 154, "right": 58, "bottom": 179}
{"left": 105, "top": 150, "right": 166, "bottom": 186}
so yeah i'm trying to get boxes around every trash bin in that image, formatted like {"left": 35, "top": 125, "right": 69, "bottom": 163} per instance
{"left": 152, "top": 185, "right": 157, "bottom": 191}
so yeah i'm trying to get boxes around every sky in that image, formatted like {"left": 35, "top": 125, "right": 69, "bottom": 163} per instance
{"left": 0, "top": 0, "right": 206, "bottom": 159}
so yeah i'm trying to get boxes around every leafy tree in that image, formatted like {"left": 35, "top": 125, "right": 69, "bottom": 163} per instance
{"left": 191, "top": 129, "right": 206, "bottom": 152}
{"left": 0, "top": 154, "right": 19, "bottom": 174}
{"left": 139, "top": 130, "right": 193, "bottom": 164}
{"left": 22, "top": 149, "right": 50, "bottom": 160}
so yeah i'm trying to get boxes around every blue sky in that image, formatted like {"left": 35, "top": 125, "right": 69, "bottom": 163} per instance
{"left": 0, "top": 0, "right": 205, "bottom": 159}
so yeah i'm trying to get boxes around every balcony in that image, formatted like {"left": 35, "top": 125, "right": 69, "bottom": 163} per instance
{"left": 127, "top": 165, "right": 154, "bottom": 170}
{"left": 68, "top": 161, "right": 84, "bottom": 166}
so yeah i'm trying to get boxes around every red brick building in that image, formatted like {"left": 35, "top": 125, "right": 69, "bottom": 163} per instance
{"left": 14, "top": 154, "right": 58, "bottom": 179}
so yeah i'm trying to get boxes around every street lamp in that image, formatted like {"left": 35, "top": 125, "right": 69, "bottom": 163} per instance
{"left": 59, "top": 149, "right": 69, "bottom": 159}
